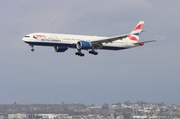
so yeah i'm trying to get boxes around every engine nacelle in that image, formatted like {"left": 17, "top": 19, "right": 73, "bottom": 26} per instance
{"left": 76, "top": 41, "right": 91, "bottom": 50}
{"left": 53, "top": 46, "right": 68, "bottom": 52}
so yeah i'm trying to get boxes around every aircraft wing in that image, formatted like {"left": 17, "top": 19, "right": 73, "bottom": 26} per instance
{"left": 90, "top": 33, "right": 130, "bottom": 44}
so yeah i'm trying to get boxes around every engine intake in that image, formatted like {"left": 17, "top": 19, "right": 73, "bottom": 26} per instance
{"left": 53, "top": 46, "right": 68, "bottom": 52}
{"left": 76, "top": 41, "right": 91, "bottom": 50}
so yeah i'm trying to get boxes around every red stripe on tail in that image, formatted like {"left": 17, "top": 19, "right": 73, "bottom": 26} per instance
{"left": 128, "top": 35, "right": 138, "bottom": 41}
{"left": 133, "top": 24, "right": 143, "bottom": 31}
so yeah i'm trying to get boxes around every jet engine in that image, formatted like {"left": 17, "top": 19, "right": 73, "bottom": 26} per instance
{"left": 76, "top": 41, "right": 91, "bottom": 50}
{"left": 53, "top": 46, "right": 68, "bottom": 52}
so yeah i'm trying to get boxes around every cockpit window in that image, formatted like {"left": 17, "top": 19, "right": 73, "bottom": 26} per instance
{"left": 24, "top": 36, "right": 30, "bottom": 38}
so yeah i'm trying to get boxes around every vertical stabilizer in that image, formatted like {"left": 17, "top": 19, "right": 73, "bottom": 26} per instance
{"left": 128, "top": 21, "right": 144, "bottom": 42}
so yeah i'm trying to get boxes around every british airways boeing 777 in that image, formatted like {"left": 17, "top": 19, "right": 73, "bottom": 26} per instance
{"left": 22, "top": 21, "right": 155, "bottom": 57}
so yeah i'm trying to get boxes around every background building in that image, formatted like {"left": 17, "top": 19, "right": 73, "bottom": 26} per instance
{"left": 8, "top": 114, "right": 28, "bottom": 119}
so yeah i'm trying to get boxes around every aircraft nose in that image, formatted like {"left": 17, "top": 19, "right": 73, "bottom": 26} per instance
{"left": 22, "top": 37, "right": 28, "bottom": 42}
{"left": 22, "top": 37, "right": 25, "bottom": 41}
{"left": 22, "top": 35, "right": 30, "bottom": 42}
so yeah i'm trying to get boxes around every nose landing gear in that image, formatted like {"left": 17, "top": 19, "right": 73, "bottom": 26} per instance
{"left": 30, "top": 45, "right": 35, "bottom": 52}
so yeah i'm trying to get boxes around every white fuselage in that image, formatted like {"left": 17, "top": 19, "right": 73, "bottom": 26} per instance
{"left": 22, "top": 32, "right": 135, "bottom": 50}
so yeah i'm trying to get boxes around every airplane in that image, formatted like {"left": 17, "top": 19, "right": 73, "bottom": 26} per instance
{"left": 22, "top": 21, "right": 155, "bottom": 57}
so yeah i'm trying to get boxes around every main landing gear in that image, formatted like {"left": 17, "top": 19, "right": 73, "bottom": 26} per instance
{"left": 75, "top": 49, "right": 84, "bottom": 57}
{"left": 75, "top": 49, "right": 98, "bottom": 57}
{"left": 89, "top": 50, "right": 98, "bottom": 55}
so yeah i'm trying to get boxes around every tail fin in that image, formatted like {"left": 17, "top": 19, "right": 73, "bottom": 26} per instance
{"left": 128, "top": 21, "right": 144, "bottom": 42}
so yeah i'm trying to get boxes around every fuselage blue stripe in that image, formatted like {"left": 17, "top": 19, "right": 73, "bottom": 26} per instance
{"left": 24, "top": 41, "right": 128, "bottom": 50}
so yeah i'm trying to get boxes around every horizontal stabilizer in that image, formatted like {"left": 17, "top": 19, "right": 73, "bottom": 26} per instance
{"left": 134, "top": 40, "right": 156, "bottom": 46}
{"left": 136, "top": 40, "right": 156, "bottom": 44}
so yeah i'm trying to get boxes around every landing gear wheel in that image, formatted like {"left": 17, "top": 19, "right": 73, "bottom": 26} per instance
{"left": 75, "top": 52, "right": 84, "bottom": 57}
{"left": 89, "top": 50, "right": 98, "bottom": 55}
{"left": 80, "top": 53, "right": 84, "bottom": 56}
{"left": 31, "top": 48, "right": 34, "bottom": 52}
{"left": 94, "top": 52, "right": 98, "bottom": 55}
{"left": 30, "top": 44, "right": 34, "bottom": 52}
{"left": 89, "top": 51, "right": 93, "bottom": 54}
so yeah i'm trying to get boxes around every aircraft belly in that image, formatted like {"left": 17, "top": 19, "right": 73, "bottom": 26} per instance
{"left": 25, "top": 41, "right": 76, "bottom": 48}
{"left": 101, "top": 42, "right": 127, "bottom": 50}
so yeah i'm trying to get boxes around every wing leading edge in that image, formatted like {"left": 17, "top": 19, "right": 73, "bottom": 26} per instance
{"left": 90, "top": 33, "right": 130, "bottom": 44}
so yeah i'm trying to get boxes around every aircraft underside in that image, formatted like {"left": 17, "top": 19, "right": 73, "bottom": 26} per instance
{"left": 25, "top": 41, "right": 128, "bottom": 57}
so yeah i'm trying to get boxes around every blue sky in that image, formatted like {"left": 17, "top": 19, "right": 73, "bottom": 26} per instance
{"left": 0, "top": 0, "right": 180, "bottom": 105}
